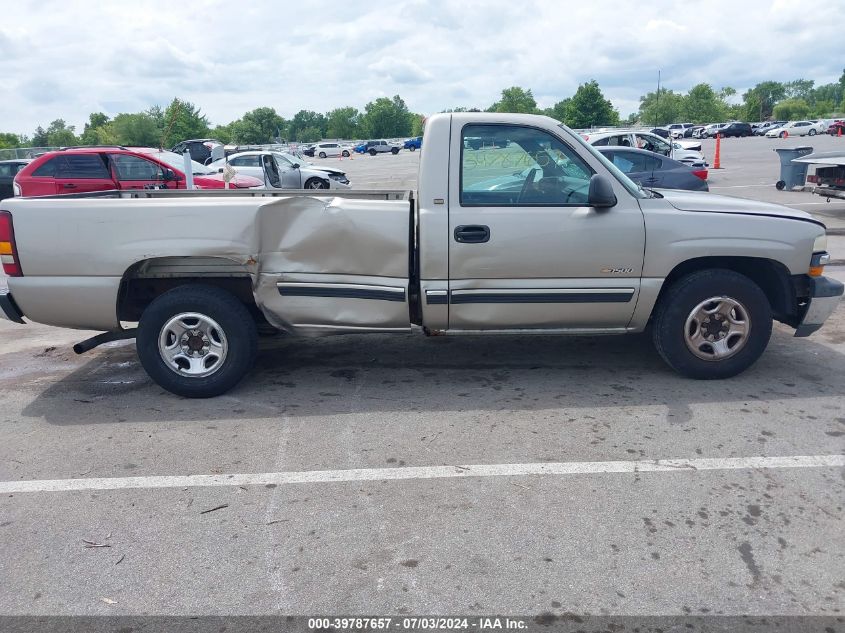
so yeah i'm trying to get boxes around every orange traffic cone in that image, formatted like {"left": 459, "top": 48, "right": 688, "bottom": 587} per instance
{"left": 839, "top": 126, "right": 842, "bottom": 137}
{"left": 713, "top": 133, "right": 722, "bottom": 169}
{"left": 783, "top": 130, "right": 788, "bottom": 138}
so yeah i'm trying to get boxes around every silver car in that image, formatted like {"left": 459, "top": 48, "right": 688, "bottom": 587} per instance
{"left": 207, "top": 151, "right": 350, "bottom": 189}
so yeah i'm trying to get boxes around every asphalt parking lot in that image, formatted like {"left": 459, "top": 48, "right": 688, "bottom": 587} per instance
{"left": 1, "top": 137, "right": 844, "bottom": 626}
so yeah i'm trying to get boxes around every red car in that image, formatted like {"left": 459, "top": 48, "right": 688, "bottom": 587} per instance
{"left": 12, "top": 146, "right": 263, "bottom": 197}
{"left": 828, "top": 120, "right": 845, "bottom": 136}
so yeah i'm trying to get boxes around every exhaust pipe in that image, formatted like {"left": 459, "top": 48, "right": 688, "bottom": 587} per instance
{"left": 73, "top": 328, "right": 137, "bottom": 355}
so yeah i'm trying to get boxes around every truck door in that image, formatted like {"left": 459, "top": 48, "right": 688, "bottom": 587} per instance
{"left": 447, "top": 122, "right": 645, "bottom": 330}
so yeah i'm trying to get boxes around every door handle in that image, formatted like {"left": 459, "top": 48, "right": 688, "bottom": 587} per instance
{"left": 63, "top": 183, "right": 77, "bottom": 189}
{"left": 454, "top": 225, "right": 490, "bottom": 243}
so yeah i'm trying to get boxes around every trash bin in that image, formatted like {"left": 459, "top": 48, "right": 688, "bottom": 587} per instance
{"left": 774, "top": 146, "right": 813, "bottom": 190}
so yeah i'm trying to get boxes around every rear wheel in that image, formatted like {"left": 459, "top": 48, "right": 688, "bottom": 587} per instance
{"left": 652, "top": 269, "right": 772, "bottom": 379}
{"left": 342, "top": 150, "right": 350, "bottom": 157}
{"left": 409, "top": 146, "right": 416, "bottom": 152}
{"left": 318, "top": 151, "right": 327, "bottom": 158}
{"left": 137, "top": 285, "right": 257, "bottom": 398}
{"left": 391, "top": 147, "right": 399, "bottom": 154}
{"left": 808, "top": 129, "right": 816, "bottom": 136}
{"left": 369, "top": 149, "right": 377, "bottom": 156}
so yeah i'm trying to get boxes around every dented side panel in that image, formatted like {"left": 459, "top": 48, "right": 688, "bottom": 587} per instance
{"left": 3, "top": 194, "right": 411, "bottom": 332}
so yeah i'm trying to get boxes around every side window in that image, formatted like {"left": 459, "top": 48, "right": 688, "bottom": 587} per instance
{"left": 612, "top": 151, "right": 660, "bottom": 173}
{"left": 32, "top": 157, "right": 59, "bottom": 177}
{"left": 37, "top": 155, "right": 110, "bottom": 179}
{"left": 112, "top": 154, "right": 163, "bottom": 181}
{"left": 636, "top": 134, "right": 669, "bottom": 155}
{"left": 230, "top": 155, "right": 261, "bottom": 167}
{"left": 0, "top": 164, "right": 11, "bottom": 178}
{"left": 461, "top": 124, "right": 594, "bottom": 206}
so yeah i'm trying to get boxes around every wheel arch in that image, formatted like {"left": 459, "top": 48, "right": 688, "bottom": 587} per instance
{"left": 117, "top": 256, "right": 259, "bottom": 323}
{"left": 652, "top": 256, "right": 798, "bottom": 326}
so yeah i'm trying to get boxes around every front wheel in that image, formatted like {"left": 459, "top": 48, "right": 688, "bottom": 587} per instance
{"left": 652, "top": 269, "right": 772, "bottom": 379}
{"left": 318, "top": 151, "right": 327, "bottom": 158}
{"left": 779, "top": 131, "right": 786, "bottom": 138}
{"left": 137, "top": 285, "right": 257, "bottom": 398}
{"left": 342, "top": 150, "right": 350, "bottom": 157}
{"left": 368, "top": 149, "right": 377, "bottom": 156}
{"left": 391, "top": 147, "right": 399, "bottom": 154}
{"left": 409, "top": 146, "right": 416, "bottom": 151}
{"left": 304, "top": 177, "right": 328, "bottom": 189}
{"left": 808, "top": 129, "right": 816, "bottom": 136}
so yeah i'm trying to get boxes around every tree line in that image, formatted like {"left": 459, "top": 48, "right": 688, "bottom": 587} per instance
{"left": 1, "top": 72, "right": 843, "bottom": 150}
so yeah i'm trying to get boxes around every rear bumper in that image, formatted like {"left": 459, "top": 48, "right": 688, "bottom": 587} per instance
{"left": 0, "top": 288, "right": 25, "bottom": 324}
{"left": 794, "top": 276, "right": 844, "bottom": 337}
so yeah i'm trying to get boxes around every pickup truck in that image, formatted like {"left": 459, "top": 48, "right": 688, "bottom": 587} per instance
{"left": 0, "top": 112, "right": 841, "bottom": 398}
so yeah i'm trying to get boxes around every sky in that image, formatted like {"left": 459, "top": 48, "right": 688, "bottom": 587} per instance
{"left": 2, "top": 0, "right": 843, "bottom": 135}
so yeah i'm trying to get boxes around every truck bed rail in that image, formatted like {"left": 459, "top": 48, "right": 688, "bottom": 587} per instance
{"left": 22, "top": 188, "right": 412, "bottom": 201}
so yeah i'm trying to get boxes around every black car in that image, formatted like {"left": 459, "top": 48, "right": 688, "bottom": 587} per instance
{"left": 719, "top": 122, "right": 753, "bottom": 138}
{"left": 171, "top": 139, "right": 224, "bottom": 164}
{"left": 598, "top": 147, "right": 708, "bottom": 191}
{"left": 650, "top": 127, "right": 671, "bottom": 139}
{"left": 0, "top": 159, "right": 30, "bottom": 200}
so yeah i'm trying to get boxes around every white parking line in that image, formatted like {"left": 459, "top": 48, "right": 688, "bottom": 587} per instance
{"left": 1, "top": 455, "right": 842, "bottom": 494}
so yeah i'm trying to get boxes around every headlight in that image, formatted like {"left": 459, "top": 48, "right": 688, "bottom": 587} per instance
{"left": 328, "top": 173, "right": 348, "bottom": 183}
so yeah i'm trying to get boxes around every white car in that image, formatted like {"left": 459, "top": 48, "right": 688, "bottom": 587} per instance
{"left": 207, "top": 151, "right": 351, "bottom": 189}
{"left": 699, "top": 123, "right": 729, "bottom": 139}
{"left": 764, "top": 121, "right": 818, "bottom": 138}
{"left": 311, "top": 142, "right": 353, "bottom": 159}
{"left": 667, "top": 123, "right": 695, "bottom": 138}
{"left": 583, "top": 129, "right": 708, "bottom": 166}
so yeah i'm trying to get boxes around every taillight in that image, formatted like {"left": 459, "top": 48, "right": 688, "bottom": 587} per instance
{"left": 0, "top": 211, "right": 22, "bottom": 276}
{"left": 807, "top": 175, "right": 818, "bottom": 183}
{"left": 691, "top": 169, "right": 708, "bottom": 181}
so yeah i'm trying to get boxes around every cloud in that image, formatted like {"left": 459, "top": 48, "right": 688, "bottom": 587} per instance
{"left": 368, "top": 58, "right": 433, "bottom": 84}
{"left": 1, "top": 0, "right": 843, "bottom": 134}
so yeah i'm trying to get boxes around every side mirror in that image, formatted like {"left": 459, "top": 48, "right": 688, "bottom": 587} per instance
{"left": 292, "top": 163, "right": 300, "bottom": 169}
{"left": 162, "top": 168, "right": 178, "bottom": 181}
{"left": 588, "top": 174, "right": 617, "bottom": 208}
{"left": 218, "top": 168, "right": 224, "bottom": 173}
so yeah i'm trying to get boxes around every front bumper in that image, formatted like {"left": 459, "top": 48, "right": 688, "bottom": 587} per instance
{"left": 794, "top": 276, "right": 844, "bottom": 337}
{"left": 0, "top": 288, "right": 25, "bottom": 324}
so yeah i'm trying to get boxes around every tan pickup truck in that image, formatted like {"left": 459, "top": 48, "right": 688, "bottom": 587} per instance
{"left": 1, "top": 113, "right": 841, "bottom": 397}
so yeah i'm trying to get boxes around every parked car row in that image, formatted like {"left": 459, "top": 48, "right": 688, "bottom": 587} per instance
{"left": 582, "top": 129, "right": 708, "bottom": 166}
{"left": 11, "top": 146, "right": 263, "bottom": 197}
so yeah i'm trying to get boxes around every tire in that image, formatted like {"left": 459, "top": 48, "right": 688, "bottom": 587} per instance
{"left": 391, "top": 147, "right": 399, "bottom": 154}
{"left": 808, "top": 129, "right": 816, "bottom": 136}
{"left": 369, "top": 149, "right": 377, "bottom": 156}
{"left": 409, "top": 146, "right": 416, "bottom": 152}
{"left": 318, "top": 152, "right": 327, "bottom": 159}
{"left": 775, "top": 180, "right": 786, "bottom": 190}
{"left": 779, "top": 131, "right": 786, "bottom": 138}
{"left": 651, "top": 269, "right": 772, "bottom": 380}
{"left": 304, "top": 177, "right": 327, "bottom": 189}
{"left": 136, "top": 285, "right": 257, "bottom": 398}
{"left": 342, "top": 150, "right": 350, "bottom": 157}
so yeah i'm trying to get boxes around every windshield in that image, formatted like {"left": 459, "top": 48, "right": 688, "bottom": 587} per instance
{"left": 153, "top": 151, "right": 215, "bottom": 175}
{"left": 557, "top": 124, "right": 647, "bottom": 198}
